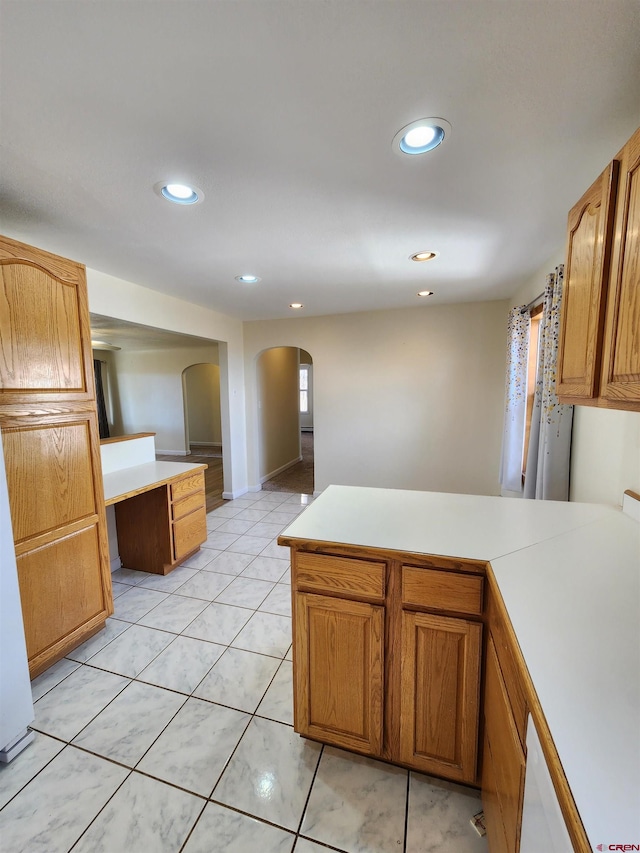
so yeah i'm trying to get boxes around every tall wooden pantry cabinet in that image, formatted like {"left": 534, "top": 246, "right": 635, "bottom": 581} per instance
{"left": 0, "top": 235, "right": 112, "bottom": 679}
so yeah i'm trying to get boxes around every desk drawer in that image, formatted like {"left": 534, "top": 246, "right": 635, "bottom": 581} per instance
{"left": 170, "top": 472, "right": 205, "bottom": 503}
{"left": 173, "top": 506, "right": 207, "bottom": 560}
{"left": 172, "top": 491, "right": 205, "bottom": 521}
{"left": 402, "top": 566, "right": 483, "bottom": 616}
{"left": 295, "top": 552, "right": 385, "bottom": 601}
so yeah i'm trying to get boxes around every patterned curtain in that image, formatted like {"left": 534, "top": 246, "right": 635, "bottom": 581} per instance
{"left": 499, "top": 306, "right": 530, "bottom": 493}
{"left": 93, "top": 359, "right": 110, "bottom": 440}
{"left": 523, "top": 265, "right": 573, "bottom": 501}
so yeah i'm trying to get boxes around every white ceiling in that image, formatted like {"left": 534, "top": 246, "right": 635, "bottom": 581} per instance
{"left": 1, "top": 1, "right": 639, "bottom": 321}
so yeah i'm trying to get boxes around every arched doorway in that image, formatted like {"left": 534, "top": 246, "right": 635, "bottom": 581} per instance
{"left": 256, "top": 346, "right": 314, "bottom": 495}
{"left": 182, "top": 362, "right": 224, "bottom": 509}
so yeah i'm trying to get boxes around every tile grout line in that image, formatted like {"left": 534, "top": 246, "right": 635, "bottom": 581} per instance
{"left": 403, "top": 769, "right": 411, "bottom": 853}
{"left": 14, "top": 492, "right": 310, "bottom": 852}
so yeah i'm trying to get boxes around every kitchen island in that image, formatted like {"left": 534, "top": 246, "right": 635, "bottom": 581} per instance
{"left": 279, "top": 485, "right": 639, "bottom": 853}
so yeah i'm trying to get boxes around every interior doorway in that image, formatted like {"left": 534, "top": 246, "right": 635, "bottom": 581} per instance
{"left": 256, "top": 346, "right": 314, "bottom": 495}
{"left": 175, "top": 362, "right": 225, "bottom": 510}
{"left": 183, "top": 363, "right": 222, "bottom": 455}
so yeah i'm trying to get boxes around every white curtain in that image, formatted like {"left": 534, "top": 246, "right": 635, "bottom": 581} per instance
{"left": 524, "top": 265, "right": 574, "bottom": 501}
{"left": 499, "top": 306, "right": 530, "bottom": 493}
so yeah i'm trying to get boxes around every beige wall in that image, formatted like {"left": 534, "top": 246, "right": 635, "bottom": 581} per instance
{"left": 86, "top": 268, "right": 247, "bottom": 497}
{"left": 510, "top": 251, "right": 640, "bottom": 507}
{"left": 257, "top": 347, "right": 301, "bottom": 481}
{"left": 184, "top": 363, "right": 222, "bottom": 445}
{"left": 244, "top": 302, "right": 509, "bottom": 495}
{"left": 110, "top": 344, "right": 220, "bottom": 453}
{"left": 86, "top": 254, "right": 639, "bottom": 507}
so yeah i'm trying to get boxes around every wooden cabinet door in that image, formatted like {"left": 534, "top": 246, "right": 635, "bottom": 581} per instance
{"left": 482, "top": 637, "right": 526, "bottom": 853}
{"left": 0, "top": 410, "right": 112, "bottom": 677}
{"left": 293, "top": 592, "right": 384, "bottom": 755}
{"left": 0, "top": 236, "right": 94, "bottom": 404}
{"left": 399, "top": 610, "right": 481, "bottom": 784}
{"left": 556, "top": 162, "right": 618, "bottom": 401}
{"left": 600, "top": 126, "right": 640, "bottom": 408}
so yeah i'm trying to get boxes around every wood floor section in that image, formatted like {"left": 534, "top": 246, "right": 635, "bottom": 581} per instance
{"left": 262, "top": 432, "right": 314, "bottom": 495}
{"left": 155, "top": 452, "right": 224, "bottom": 512}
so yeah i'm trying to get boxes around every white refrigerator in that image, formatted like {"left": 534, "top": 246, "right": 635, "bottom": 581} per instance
{"left": 0, "top": 428, "right": 34, "bottom": 762}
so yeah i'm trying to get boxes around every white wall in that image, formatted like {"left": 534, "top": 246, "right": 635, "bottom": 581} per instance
{"left": 511, "top": 252, "right": 640, "bottom": 507}
{"left": 184, "top": 363, "right": 222, "bottom": 446}
{"left": 86, "top": 268, "right": 247, "bottom": 497}
{"left": 110, "top": 345, "right": 219, "bottom": 453}
{"left": 257, "top": 347, "right": 300, "bottom": 481}
{"left": 570, "top": 407, "right": 640, "bottom": 505}
{"left": 244, "top": 301, "right": 509, "bottom": 496}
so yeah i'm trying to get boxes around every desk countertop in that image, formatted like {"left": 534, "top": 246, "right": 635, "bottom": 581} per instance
{"left": 103, "top": 461, "right": 207, "bottom": 506}
{"left": 280, "top": 484, "right": 640, "bottom": 848}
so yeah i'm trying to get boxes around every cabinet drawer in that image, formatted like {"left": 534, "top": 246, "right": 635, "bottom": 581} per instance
{"left": 295, "top": 552, "right": 385, "bottom": 601}
{"left": 172, "top": 491, "right": 205, "bottom": 521}
{"left": 402, "top": 565, "right": 483, "bottom": 616}
{"left": 170, "top": 472, "right": 205, "bottom": 502}
{"left": 172, "top": 505, "right": 207, "bottom": 560}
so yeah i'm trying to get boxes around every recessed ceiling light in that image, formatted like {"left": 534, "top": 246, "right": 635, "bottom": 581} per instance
{"left": 289, "top": 303, "right": 304, "bottom": 309}
{"left": 393, "top": 118, "right": 451, "bottom": 156}
{"left": 235, "top": 274, "right": 261, "bottom": 283}
{"left": 410, "top": 251, "right": 439, "bottom": 262}
{"left": 417, "top": 291, "right": 434, "bottom": 298}
{"left": 154, "top": 182, "right": 203, "bottom": 205}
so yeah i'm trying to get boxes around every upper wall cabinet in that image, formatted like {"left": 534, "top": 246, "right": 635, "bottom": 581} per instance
{"left": 557, "top": 126, "right": 640, "bottom": 411}
{"left": 556, "top": 162, "right": 618, "bottom": 400}
{"left": 0, "top": 238, "right": 94, "bottom": 404}
{"left": 600, "top": 128, "right": 640, "bottom": 407}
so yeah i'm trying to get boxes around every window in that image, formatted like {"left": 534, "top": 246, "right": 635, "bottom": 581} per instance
{"left": 522, "top": 303, "right": 543, "bottom": 477}
{"left": 299, "top": 366, "right": 309, "bottom": 413}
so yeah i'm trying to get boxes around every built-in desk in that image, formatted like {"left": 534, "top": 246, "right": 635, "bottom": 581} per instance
{"left": 103, "top": 461, "right": 208, "bottom": 506}
{"left": 101, "top": 435, "right": 208, "bottom": 575}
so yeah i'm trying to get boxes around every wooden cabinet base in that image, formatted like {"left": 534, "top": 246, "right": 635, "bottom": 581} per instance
{"left": 28, "top": 617, "right": 106, "bottom": 680}
{"left": 286, "top": 541, "right": 484, "bottom": 785}
{"left": 114, "top": 472, "right": 207, "bottom": 575}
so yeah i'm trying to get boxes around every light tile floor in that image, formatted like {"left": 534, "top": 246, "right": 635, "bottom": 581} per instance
{"left": 0, "top": 490, "right": 488, "bottom": 853}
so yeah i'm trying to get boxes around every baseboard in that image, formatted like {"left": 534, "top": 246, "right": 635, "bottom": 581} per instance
{"left": 222, "top": 488, "right": 249, "bottom": 500}
{"left": 189, "top": 442, "right": 222, "bottom": 449}
{"left": 260, "top": 455, "right": 303, "bottom": 484}
{"left": 156, "top": 449, "right": 189, "bottom": 456}
{"left": 110, "top": 556, "right": 122, "bottom": 572}
{"left": 300, "top": 427, "right": 314, "bottom": 433}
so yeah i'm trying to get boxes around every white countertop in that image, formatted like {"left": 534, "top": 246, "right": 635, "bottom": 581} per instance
{"left": 103, "top": 461, "right": 207, "bottom": 505}
{"left": 491, "top": 511, "right": 640, "bottom": 847}
{"left": 280, "top": 484, "right": 615, "bottom": 560}
{"left": 281, "top": 484, "right": 640, "bottom": 848}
